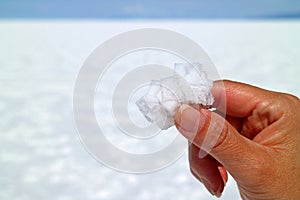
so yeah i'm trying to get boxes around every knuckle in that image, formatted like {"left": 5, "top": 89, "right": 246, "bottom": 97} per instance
{"left": 286, "top": 93, "right": 299, "bottom": 101}
{"left": 212, "top": 119, "right": 230, "bottom": 150}
{"left": 280, "top": 93, "right": 300, "bottom": 106}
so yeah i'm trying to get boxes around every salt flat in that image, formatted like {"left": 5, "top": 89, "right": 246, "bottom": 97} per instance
{"left": 0, "top": 20, "right": 299, "bottom": 200}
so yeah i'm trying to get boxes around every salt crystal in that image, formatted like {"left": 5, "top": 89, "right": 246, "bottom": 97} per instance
{"left": 136, "top": 63, "right": 214, "bottom": 130}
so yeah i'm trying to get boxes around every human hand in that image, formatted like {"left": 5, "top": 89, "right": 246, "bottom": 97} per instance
{"left": 174, "top": 80, "right": 300, "bottom": 199}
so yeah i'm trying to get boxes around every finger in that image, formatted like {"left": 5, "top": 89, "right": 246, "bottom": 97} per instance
{"left": 212, "top": 80, "right": 284, "bottom": 139}
{"left": 215, "top": 110, "right": 256, "bottom": 139}
{"left": 189, "top": 144, "right": 226, "bottom": 197}
{"left": 225, "top": 115, "right": 243, "bottom": 132}
{"left": 214, "top": 109, "right": 243, "bottom": 133}
{"left": 175, "top": 104, "right": 264, "bottom": 179}
{"left": 212, "top": 80, "right": 273, "bottom": 117}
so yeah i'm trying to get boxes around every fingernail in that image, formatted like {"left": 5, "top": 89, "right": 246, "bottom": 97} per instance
{"left": 201, "top": 178, "right": 223, "bottom": 198}
{"left": 201, "top": 179, "right": 221, "bottom": 197}
{"left": 218, "top": 166, "right": 228, "bottom": 186}
{"left": 208, "top": 185, "right": 222, "bottom": 198}
{"left": 215, "top": 184, "right": 223, "bottom": 198}
{"left": 174, "top": 104, "right": 203, "bottom": 139}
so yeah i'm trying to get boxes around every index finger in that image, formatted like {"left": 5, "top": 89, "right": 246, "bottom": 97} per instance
{"left": 212, "top": 80, "right": 272, "bottom": 117}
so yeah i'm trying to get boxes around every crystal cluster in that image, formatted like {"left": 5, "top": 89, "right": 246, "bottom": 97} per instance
{"left": 136, "top": 63, "right": 214, "bottom": 130}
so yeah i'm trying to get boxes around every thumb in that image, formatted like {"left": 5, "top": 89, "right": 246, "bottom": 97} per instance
{"left": 174, "top": 104, "right": 262, "bottom": 176}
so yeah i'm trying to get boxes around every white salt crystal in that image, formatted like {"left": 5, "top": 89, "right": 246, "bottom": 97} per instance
{"left": 136, "top": 63, "right": 214, "bottom": 130}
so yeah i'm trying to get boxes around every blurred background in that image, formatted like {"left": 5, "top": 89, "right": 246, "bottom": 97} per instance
{"left": 0, "top": 1, "right": 300, "bottom": 200}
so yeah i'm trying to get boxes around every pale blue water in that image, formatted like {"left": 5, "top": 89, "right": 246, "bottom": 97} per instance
{"left": 0, "top": 20, "right": 299, "bottom": 200}
{"left": 1, "top": 0, "right": 300, "bottom": 19}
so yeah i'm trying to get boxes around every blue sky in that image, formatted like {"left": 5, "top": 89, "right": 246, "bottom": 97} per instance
{"left": 0, "top": 0, "right": 300, "bottom": 19}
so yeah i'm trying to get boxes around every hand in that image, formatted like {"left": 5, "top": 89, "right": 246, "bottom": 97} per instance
{"left": 174, "top": 80, "right": 300, "bottom": 199}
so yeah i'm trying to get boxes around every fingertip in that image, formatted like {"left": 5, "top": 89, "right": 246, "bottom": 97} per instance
{"left": 189, "top": 145, "right": 225, "bottom": 198}
{"left": 174, "top": 104, "right": 203, "bottom": 139}
{"left": 174, "top": 104, "right": 191, "bottom": 125}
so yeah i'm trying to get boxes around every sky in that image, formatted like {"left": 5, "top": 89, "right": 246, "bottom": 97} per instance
{"left": 0, "top": 0, "right": 300, "bottom": 19}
